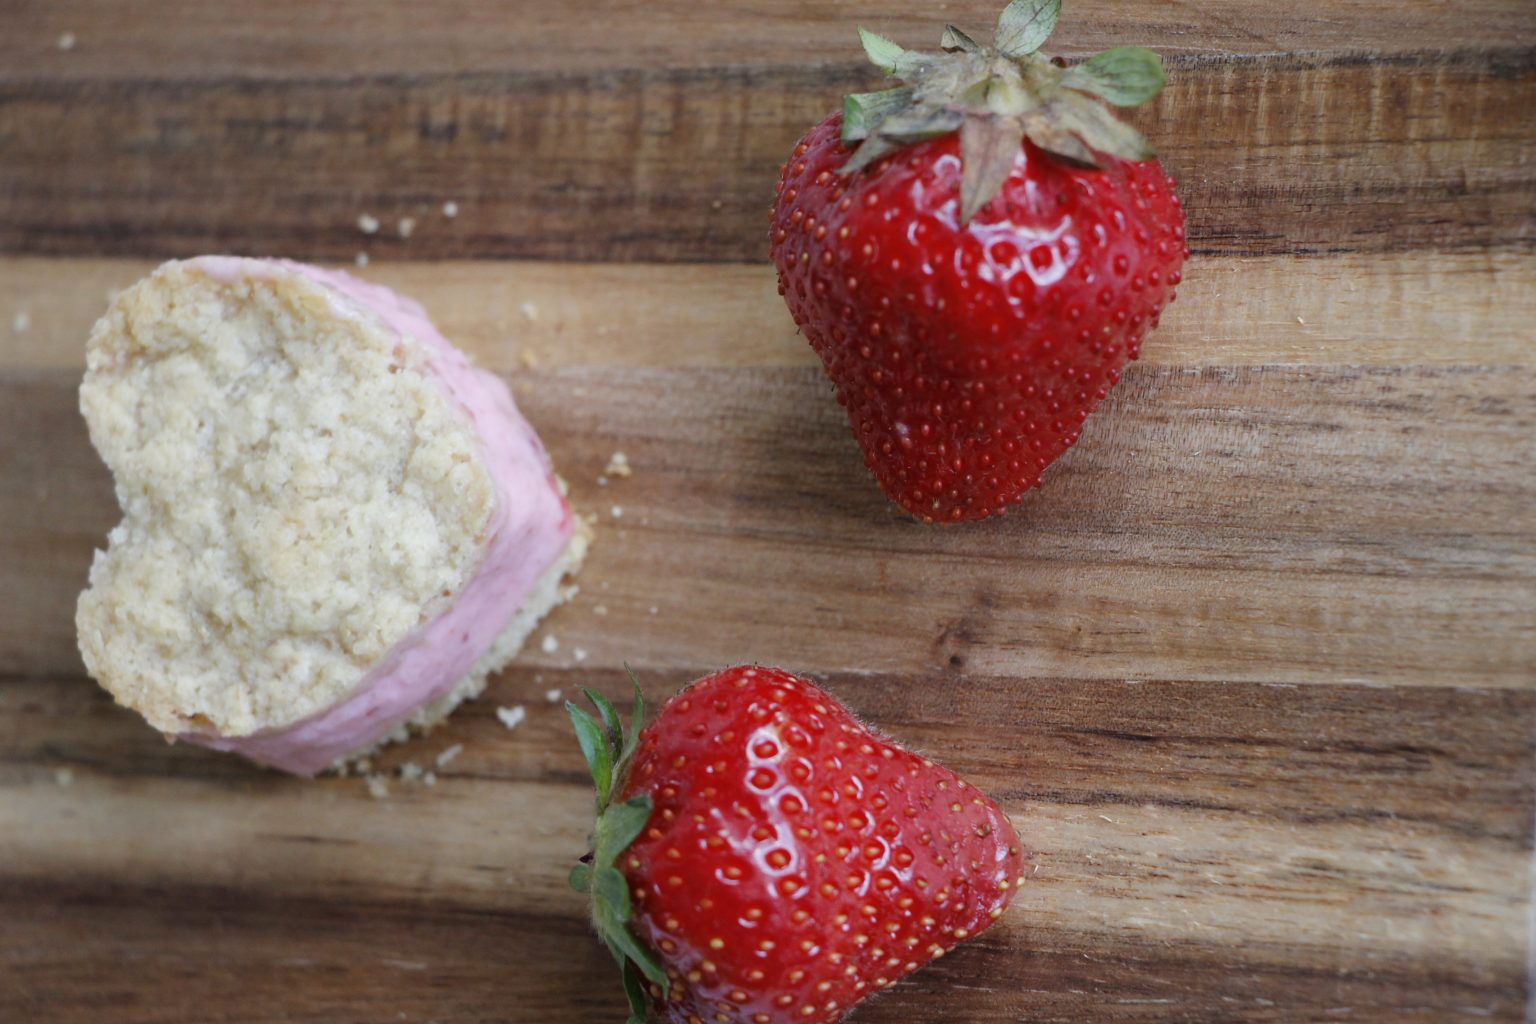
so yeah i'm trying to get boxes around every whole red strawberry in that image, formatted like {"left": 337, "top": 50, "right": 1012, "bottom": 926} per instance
{"left": 771, "top": 0, "right": 1187, "bottom": 522}
{"left": 567, "top": 667, "right": 1026, "bottom": 1024}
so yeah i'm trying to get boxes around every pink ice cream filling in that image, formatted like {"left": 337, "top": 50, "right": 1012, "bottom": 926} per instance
{"left": 180, "top": 257, "right": 573, "bottom": 775}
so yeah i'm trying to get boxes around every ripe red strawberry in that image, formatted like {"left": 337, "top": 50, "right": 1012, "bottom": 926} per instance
{"left": 770, "top": 0, "right": 1188, "bottom": 522}
{"left": 567, "top": 667, "right": 1026, "bottom": 1024}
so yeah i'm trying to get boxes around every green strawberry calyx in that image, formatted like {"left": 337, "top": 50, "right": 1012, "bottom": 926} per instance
{"left": 844, "top": 0, "right": 1168, "bottom": 222}
{"left": 567, "top": 669, "right": 667, "bottom": 1024}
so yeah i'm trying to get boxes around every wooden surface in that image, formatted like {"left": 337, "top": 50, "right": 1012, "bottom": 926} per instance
{"left": 1, "top": 1, "right": 1533, "bottom": 1022}
{"left": 3, "top": 2, "right": 1534, "bottom": 261}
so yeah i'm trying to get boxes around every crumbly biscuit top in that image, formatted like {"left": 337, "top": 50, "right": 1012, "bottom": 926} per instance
{"left": 76, "top": 260, "right": 496, "bottom": 736}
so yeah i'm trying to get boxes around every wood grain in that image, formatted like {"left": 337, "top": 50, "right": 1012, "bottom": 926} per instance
{"left": 3, "top": 668, "right": 1530, "bottom": 1022}
{"left": 7, "top": 0, "right": 1533, "bottom": 79}
{"left": 10, "top": 879, "right": 1519, "bottom": 1024}
{"left": 5, "top": 253, "right": 1534, "bottom": 371}
{"left": 2, "top": 45, "right": 1531, "bottom": 261}
{"left": 2, "top": 0, "right": 1533, "bottom": 1019}
{"left": 5, "top": 361, "right": 1533, "bottom": 687}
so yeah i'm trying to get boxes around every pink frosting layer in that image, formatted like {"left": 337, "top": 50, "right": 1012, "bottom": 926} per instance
{"left": 181, "top": 257, "right": 573, "bottom": 774}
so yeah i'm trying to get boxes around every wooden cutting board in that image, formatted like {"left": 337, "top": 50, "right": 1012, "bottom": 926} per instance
{"left": 2, "top": 2, "right": 1533, "bottom": 1021}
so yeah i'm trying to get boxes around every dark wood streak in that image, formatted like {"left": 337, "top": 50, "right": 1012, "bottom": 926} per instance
{"left": 5, "top": 0, "right": 1533, "bottom": 82}
{"left": 2, "top": 884, "right": 1525, "bottom": 1024}
{"left": 1, "top": 49, "right": 1531, "bottom": 262}
{"left": 0, "top": 880, "right": 626, "bottom": 1024}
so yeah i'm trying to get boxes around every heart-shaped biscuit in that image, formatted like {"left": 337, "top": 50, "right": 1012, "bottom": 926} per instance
{"left": 77, "top": 257, "right": 584, "bottom": 774}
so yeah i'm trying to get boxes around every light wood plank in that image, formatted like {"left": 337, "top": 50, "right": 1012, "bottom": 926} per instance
{"left": 4, "top": 364, "right": 1532, "bottom": 687}
{"left": 4, "top": 253, "right": 1533, "bottom": 371}
{"left": 2, "top": 669, "right": 1529, "bottom": 1021}
{"left": 2, "top": 52, "right": 1530, "bottom": 260}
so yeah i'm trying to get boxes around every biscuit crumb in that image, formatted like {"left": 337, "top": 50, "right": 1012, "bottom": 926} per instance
{"left": 649, "top": 606, "right": 659, "bottom": 616}
{"left": 545, "top": 688, "right": 563, "bottom": 703}
{"left": 496, "top": 705, "right": 527, "bottom": 731}
{"left": 519, "top": 350, "right": 541, "bottom": 369}
{"left": 611, "top": 506, "right": 624, "bottom": 519}
{"left": 541, "top": 634, "right": 559, "bottom": 654}
{"left": 365, "top": 774, "right": 390, "bottom": 799}
{"left": 520, "top": 301, "right": 539, "bottom": 322}
{"left": 573, "top": 647, "right": 588, "bottom": 662}
{"left": 355, "top": 252, "right": 370, "bottom": 267}
{"left": 398, "top": 761, "right": 425, "bottom": 782}
{"left": 12, "top": 310, "right": 29, "bottom": 334}
{"left": 57, "top": 31, "right": 77, "bottom": 50}
{"left": 435, "top": 743, "right": 463, "bottom": 769}
{"left": 442, "top": 201, "right": 459, "bottom": 218}
{"left": 1296, "top": 315, "right": 1306, "bottom": 325}
{"left": 358, "top": 214, "right": 380, "bottom": 235}
{"left": 423, "top": 771, "right": 437, "bottom": 787}
{"left": 604, "top": 451, "right": 632, "bottom": 478}
{"left": 53, "top": 767, "right": 74, "bottom": 787}
{"left": 593, "top": 604, "right": 608, "bottom": 616}
{"left": 597, "top": 476, "right": 609, "bottom": 487}
{"left": 397, "top": 217, "right": 416, "bottom": 239}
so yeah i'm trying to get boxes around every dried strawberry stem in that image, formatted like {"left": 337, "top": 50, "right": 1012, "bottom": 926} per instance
{"left": 844, "top": 0, "right": 1168, "bottom": 221}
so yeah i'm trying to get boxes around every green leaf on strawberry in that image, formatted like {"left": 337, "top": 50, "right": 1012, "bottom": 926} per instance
{"left": 856, "top": 26, "right": 908, "bottom": 73}
{"left": 841, "top": 87, "right": 915, "bottom": 145}
{"left": 939, "top": 23, "right": 984, "bottom": 54}
{"left": 995, "top": 0, "right": 1061, "bottom": 59}
{"left": 567, "top": 674, "right": 667, "bottom": 1022}
{"left": 1061, "top": 46, "right": 1168, "bottom": 107}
